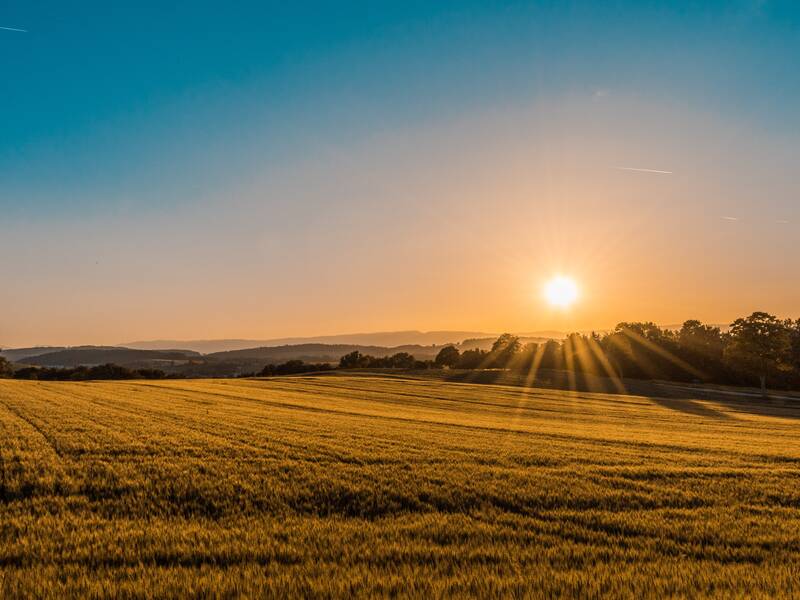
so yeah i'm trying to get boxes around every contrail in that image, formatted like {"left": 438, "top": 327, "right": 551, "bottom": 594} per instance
{"left": 0, "top": 26, "right": 27, "bottom": 32}
{"left": 614, "top": 166, "right": 673, "bottom": 174}
{"left": 722, "top": 216, "right": 739, "bottom": 221}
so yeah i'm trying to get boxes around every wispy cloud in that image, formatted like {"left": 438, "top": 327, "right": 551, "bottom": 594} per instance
{"left": 721, "top": 217, "right": 792, "bottom": 224}
{"left": 0, "top": 26, "right": 27, "bottom": 32}
{"left": 614, "top": 166, "right": 673, "bottom": 174}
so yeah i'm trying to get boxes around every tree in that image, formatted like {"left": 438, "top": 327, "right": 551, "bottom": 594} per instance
{"left": 434, "top": 346, "right": 460, "bottom": 368}
{"left": 259, "top": 360, "right": 333, "bottom": 376}
{"left": 602, "top": 330, "right": 637, "bottom": 378}
{"left": 679, "top": 320, "right": 723, "bottom": 355}
{"left": 677, "top": 319, "right": 725, "bottom": 380}
{"left": 457, "top": 348, "right": 487, "bottom": 369}
{"left": 788, "top": 319, "right": 800, "bottom": 372}
{"left": 12, "top": 366, "right": 39, "bottom": 380}
{"left": 538, "top": 340, "right": 562, "bottom": 370}
{"left": 388, "top": 352, "right": 416, "bottom": 369}
{"left": 0, "top": 357, "right": 13, "bottom": 378}
{"left": 726, "top": 312, "right": 791, "bottom": 395}
{"left": 489, "top": 334, "right": 521, "bottom": 368}
{"left": 512, "top": 342, "right": 538, "bottom": 372}
{"left": 614, "top": 321, "right": 666, "bottom": 342}
{"left": 606, "top": 322, "right": 689, "bottom": 380}
{"left": 339, "top": 351, "right": 365, "bottom": 369}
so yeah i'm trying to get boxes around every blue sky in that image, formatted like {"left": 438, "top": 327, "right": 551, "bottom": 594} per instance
{"left": 1, "top": 1, "right": 799, "bottom": 344}
{"left": 2, "top": 1, "right": 797, "bottom": 215}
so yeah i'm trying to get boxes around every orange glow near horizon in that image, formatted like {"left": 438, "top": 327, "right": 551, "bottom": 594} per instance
{"left": 1, "top": 97, "right": 798, "bottom": 347}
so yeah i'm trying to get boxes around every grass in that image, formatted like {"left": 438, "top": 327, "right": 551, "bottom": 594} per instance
{"left": 1, "top": 373, "right": 800, "bottom": 598}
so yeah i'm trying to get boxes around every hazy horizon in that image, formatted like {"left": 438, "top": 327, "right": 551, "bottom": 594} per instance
{"left": 0, "top": 319, "right": 746, "bottom": 351}
{"left": 2, "top": 1, "right": 798, "bottom": 347}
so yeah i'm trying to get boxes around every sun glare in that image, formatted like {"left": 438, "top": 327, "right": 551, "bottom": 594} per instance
{"left": 544, "top": 276, "right": 579, "bottom": 309}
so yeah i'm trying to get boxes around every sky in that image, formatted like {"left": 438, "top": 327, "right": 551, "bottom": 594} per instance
{"left": 1, "top": 1, "right": 799, "bottom": 346}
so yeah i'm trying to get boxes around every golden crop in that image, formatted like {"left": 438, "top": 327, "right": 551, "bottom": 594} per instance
{"left": 1, "top": 374, "right": 799, "bottom": 598}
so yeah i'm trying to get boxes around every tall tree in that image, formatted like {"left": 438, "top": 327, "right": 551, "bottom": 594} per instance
{"left": 434, "top": 346, "right": 460, "bottom": 368}
{"left": 677, "top": 320, "right": 725, "bottom": 379}
{"left": 726, "top": 312, "right": 791, "bottom": 394}
{"left": 489, "top": 334, "right": 521, "bottom": 368}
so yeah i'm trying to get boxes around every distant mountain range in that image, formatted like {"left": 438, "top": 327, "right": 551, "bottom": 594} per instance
{"left": 120, "top": 331, "right": 505, "bottom": 353}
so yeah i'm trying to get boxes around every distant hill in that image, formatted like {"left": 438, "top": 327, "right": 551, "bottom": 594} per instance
{"left": 122, "top": 331, "right": 500, "bottom": 354}
{"left": 21, "top": 346, "right": 201, "bottom": 368}
{"left": 516, "top": 331, "right": 569, "bottom": 339}
{"left": 206, "top": 343, "right": 444, "bottom": 366}
{"left": 146, "top": 343, "right": 452, "bottom": 378}
{"left": 1, "top": 346, "right": 67, "bottom": 362}
{"left": 121, "top": 339, "right": 286, "bottom": 354}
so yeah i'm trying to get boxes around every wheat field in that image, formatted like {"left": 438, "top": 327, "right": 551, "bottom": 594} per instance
{"left": 1, "top": 373, "right": 799, "bottom": 598}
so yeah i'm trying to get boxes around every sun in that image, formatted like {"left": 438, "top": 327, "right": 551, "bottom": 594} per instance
{"left": 543, "top": 275, "right": 579, "bottom": 309}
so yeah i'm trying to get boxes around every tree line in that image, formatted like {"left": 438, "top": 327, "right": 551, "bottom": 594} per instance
{"left": 2, "top": 363, "right": 174, "bottom": 381}
{"left": 322, "top": 312, "right": 800, "bottom": 393}
{"left": 257, "top": 360, "right": 334, "bottom": 377}
{"left": 2, "top": 312, "right": 797, "bottom": 390}
{"left": 338, "top": 351, "right": 430, "bottom": 370}
{"left": 249, "top": 352, "right": 430, "bottom": 377}
{"left": 427, "top": 312, "right": 800, "bottom": 392}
